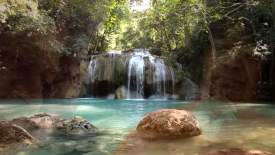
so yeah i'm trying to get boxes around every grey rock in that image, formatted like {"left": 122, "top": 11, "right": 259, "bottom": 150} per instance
{"left": 57, "top": 116, "right": 98, "bottom": 135}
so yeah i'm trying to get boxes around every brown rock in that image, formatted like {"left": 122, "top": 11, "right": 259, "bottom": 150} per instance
{"left": 115, "top": 86, "right": 127, "bottom": 99}
{"left": 0, "top": 121, "right": 35, "bottom": 146}
{"left": 204, "top": 148, "right": 272, "bottom": 155}
{"left": 136, "top": 109, "right": 201, "bottom": 139}
{"left": 210, "top": 55, "right": 261, "bottom": 101}
{"left": 12, "top": 113, "right": 62, "bottom": 130}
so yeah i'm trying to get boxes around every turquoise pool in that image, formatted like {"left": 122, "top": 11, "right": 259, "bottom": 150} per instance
{"left": 0, "top": 99, "right": 275, "bottom": 155}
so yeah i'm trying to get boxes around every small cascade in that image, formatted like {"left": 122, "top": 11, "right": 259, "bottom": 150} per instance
{"left": 88, "top": 52, "right": 119, "bottom": 83}
{"left": 152, "top": 58, "right": 167, "bottom": 97}
{"left": 126, "top": 50, "right": 146, "bottom": 98}
{"left": 88, "top": 52, "right": 121, "bottom": 97}
{"left": 167, "top": 66, "right": 176, "bottom": 95}
{"left": 87, "top": 49, "right": 176, "bottom": 99}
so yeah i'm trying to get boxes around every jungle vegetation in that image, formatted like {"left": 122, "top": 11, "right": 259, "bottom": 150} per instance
{"left": 0, "top": 0, "right": 275, "bottom": 81}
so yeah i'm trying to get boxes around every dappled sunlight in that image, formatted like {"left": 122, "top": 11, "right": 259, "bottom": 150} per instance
{"left": 130, "top": 0, "right": 151, "bottom": 12}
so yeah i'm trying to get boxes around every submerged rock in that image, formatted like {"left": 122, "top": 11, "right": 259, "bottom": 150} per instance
{"left": 136, "top": 109, "right": 201, "bottom": 139}
{"left": 0, "top": 121, "right": 35, "bottom": 151}
{"left": 204, "top": 148, "right": 272, "bottom": 155}
{"left": 12, "top": 113, "right": 63, "bottom": 130}
{"left": 0, "top": 114, "right": 98, "bottom": 153}
{"left": 12, "top": 113, "right": 98, "bottom": 135}
{"left": 56, "top": 116, "right": 98, "bottom": 135}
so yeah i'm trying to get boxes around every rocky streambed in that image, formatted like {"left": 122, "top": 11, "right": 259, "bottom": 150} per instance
{"left": 1, "top": 108, "right": 273, "bottom": 155}
{"left": 0, "top": 113, "right": 98, "bottom": 154}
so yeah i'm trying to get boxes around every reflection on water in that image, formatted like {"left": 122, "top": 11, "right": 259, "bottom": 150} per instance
{"left": 0, "top": 99, "right": 275, "bottom": 155}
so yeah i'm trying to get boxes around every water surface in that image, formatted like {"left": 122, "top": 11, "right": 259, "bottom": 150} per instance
{"left": 0, "top": 99, "right": 274, "bottom": 155}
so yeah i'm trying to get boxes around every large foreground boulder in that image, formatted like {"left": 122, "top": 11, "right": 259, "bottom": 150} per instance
{"left": 136, "top": 109, "right": 201, "bottom": 139}
{"left": 0, "top": 121, "right": 35, "bottom": 151}
{"left": 204, "top": 148, "right": 272, "bottom": 155}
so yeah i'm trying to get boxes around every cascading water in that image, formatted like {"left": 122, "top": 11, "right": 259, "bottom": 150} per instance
{"left": 88, "top": 52, "right": 121, "bottom": 97}
{"left": 152, "top": 58, "right": 167, "bottom": 97}
{"left": 126, "top": 51, "right": 146, "bottom": 98}
{"left": 88, "top": 49, "right": 176, "bottom": 99}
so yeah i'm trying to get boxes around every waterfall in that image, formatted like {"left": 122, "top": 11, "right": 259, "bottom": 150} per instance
{"left": 126, "top": 49, "right": 174, "bottom": 99}
{"left": 168, "top": 66, "right": 176, "bottom": 95}
{"left": 126, "top": 50, "right": 146, "bottom": 98}
{"left": 153, "top": 59, "right": 167, "bottom": 97}
{"left": 88, "top": 52, "right": 121, "bottom": 97}
{"left": 88, "top": 53, "right": 118, "bottom": 82}
{"left": 87, "top": 49, "right": 176, "bottom": 99}
{"left": 88, "top": 55, "right": 97, "bottom": 83}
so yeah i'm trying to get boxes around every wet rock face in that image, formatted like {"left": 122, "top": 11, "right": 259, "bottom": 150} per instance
{"left": 136, "top": 109, "right": 201, "bottom": 139}
{"left": 204, "top": 148, "right": 272, "bottom": 155}
{"left": 0, "top": 121, "right": 35, "bottom": 146}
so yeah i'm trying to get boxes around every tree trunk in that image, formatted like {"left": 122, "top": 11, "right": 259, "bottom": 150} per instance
{"left": 269, "top": 25, "right": 275, "bottom": 101}
{"left": 201, "top": 1, "right": 217, "bottom": 99}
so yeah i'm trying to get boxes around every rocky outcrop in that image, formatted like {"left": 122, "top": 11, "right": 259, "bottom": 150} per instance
{"left": 210, "top": 55, "right": 261, "bottom": 101}
{"left": 204, "top": 148, "right": 272, "bottom": 155}
{"left": 0, "top": 121, "right": 35, "bottom": 152}
{"left": 0, "top": 0, "right": 97, "bottom": 99}
{"left": 201, "top": 19, "right": 263, "bottom": 102}
{"left": 0, "top": 34, "right": 88, "bottom": 99}
{"left": 136, "top": 109, "right": 201, "bottom": 139}
{"left": 46, "top": 56, "right": 90, "bottom": 98}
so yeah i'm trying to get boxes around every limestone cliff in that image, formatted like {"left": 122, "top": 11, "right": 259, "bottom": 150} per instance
{"left": 201, "top": 19, "right": 264, "bottom": 102}
{"left": 0, "top": 0, "right": 94, "bottom": 99}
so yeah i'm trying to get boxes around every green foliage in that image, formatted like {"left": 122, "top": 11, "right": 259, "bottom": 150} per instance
{"left": 113, "top": 0, "right": 209, "bottom": 53}
{"left": 0, "top": 0, "right": 56, "bottom": 35}
{"left": 1, "top": 0, "right": 275, "bottom": 61}
{"left": 110, "top": 0, "right": 275, "bottom": 82}
{"left": 0, "top": 0, "right": 130, "bottom": 54}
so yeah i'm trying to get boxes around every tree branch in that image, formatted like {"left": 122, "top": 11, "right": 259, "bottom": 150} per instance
{"left": 224, "top": 4, "right": 245, "bottom": 17}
